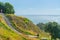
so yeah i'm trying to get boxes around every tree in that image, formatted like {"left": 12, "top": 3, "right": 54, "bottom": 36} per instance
{"left": 5, "top": 2, "right": 15, "bottom": 14}
{"left": 45, "top": 22, "right": 60, "bottom": 40}
{"left": 37, "top": 23, "right": 45, "bottom": 30}
{"left": 37, "top": 22, "right": 60, "bottom": 40}
{"left": 0, "top": 2, "right": 15, "bottom": 14}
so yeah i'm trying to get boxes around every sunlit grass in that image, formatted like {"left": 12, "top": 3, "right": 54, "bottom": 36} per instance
{"left": 5, "top": 14, "right": 51, "bottom": 40}
{"left": 0, "top": 15, "right": 27, "bottom": 40}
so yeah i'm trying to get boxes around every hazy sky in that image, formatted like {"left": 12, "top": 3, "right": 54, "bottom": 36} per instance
{"left": 1, "top": 0, "right": 60, "bottom": 15}
{"left": 1, "top": 0, "right": 60, "bottom": 24}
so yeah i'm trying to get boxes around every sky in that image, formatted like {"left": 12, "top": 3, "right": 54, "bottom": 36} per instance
{"left": 0, "top": 0, "right": 60, "bottom": 15}
{"left": 1, "top": 0, "right": 60, "bottom": 24}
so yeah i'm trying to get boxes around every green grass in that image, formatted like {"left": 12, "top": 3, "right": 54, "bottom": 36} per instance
{"left": 6, "top": 15, "right": 34, "bottom": 35}
{"left": 0, "top": 22, "right": 27, "bottom": 40}
{"left": 6, "top": 14, "right": 51, "bottom": 40}
{"left": 0, "top": 15, "right": 28, "bottom": 40}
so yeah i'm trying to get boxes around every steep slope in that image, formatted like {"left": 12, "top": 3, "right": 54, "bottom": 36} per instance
{"left": 6, "top": 14, "right": 51, "bottom": 40}
{"left": 0, "top": 15, "right": 27, "bottom": 40}
{"left": 6, "top": 14, "right": 41, "bottom": 35}
{"left": 0, "top": 13, "right": 41, "bottom": 40}
{"left": 0, "top": 13, "right": 51, "bottom": 40}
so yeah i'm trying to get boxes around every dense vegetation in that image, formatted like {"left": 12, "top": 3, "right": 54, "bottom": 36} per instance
{"left": 37, "top": 22, "right": 60, "bottom": 40}
{"left": 0, "top": 2, "right": 15, "bottom": 14}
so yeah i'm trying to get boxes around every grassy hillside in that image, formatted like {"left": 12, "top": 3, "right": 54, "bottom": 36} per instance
{"left": 6, "top": 14, "right": 51, "bottom": 39}
{"left": 6, "top": 14, "right": 40, "bottom": 35}
{"left": 0, "top": 14, "right": 51, "bottom": 40}
{"left": 0, "top": 15, "right": 27, "bottom": 40}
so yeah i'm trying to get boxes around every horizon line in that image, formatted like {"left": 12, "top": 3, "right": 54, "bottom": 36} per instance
{"left": 17, "top": 15, "right": 60, "bottom": 16}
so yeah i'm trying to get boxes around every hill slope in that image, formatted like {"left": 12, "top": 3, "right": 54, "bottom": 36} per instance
{"left": 0, "top": 14, "right": 51, "bottom": 40}
{"left": 0, "top": 15, "right": 27, "bottom": 40}
{"left": 6, "top": 14, "right": 40, "bottom": 35}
